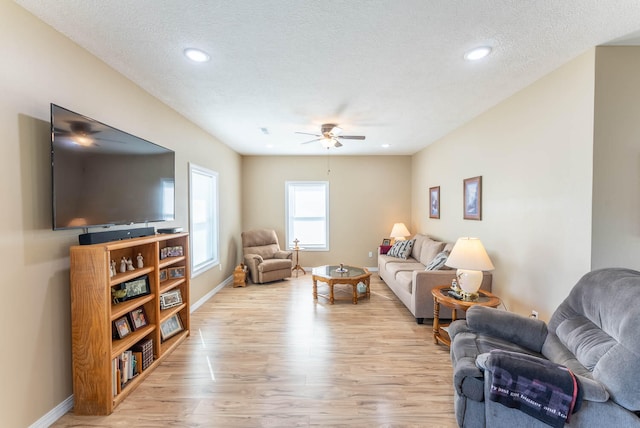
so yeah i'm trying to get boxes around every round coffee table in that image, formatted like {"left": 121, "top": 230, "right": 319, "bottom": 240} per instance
{"left": 431, "top": 285, "right": 500, "bottom": 347}
{"left": 312, "top": 265, "right": 371, "bottom": 304}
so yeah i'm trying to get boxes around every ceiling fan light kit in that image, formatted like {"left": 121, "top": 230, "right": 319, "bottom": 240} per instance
{"left": 296, "top": 123, "right": 365, "bottom": 149}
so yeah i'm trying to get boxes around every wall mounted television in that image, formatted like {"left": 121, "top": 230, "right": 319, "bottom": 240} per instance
{"left": 51, "top": 104, "right": 175, "bottom": 230}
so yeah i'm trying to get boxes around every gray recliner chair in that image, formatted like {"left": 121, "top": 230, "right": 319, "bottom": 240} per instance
{"left": 241, "top": 229, "right": 292, "bottom": 284}
{"left": 449, "top": 268, "right": 640, "bottom": 427}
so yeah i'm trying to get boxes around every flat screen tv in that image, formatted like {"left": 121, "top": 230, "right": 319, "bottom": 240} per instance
{"left": 51, "top": 104, "right": 175, "bottom": 230}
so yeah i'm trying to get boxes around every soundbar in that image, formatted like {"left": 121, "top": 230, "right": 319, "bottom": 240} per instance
{"left": 78, "top": 227, "right": 156, "bottom": 245}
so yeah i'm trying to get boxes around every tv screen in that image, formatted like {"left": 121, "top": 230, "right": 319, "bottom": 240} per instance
{"left": 51, "top": 104, "right": 175, "bottom": 230}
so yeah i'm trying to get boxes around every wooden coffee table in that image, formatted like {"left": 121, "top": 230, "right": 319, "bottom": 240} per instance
{"left": 312, "top": 265, "right": 371, "bottom": 304}
{"left": 431, "top": 285, "right": 500, "bottom": 347}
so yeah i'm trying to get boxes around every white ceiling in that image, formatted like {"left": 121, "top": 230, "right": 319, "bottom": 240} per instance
{"left": 15, "top": 0, "right": 640, "bottom": 156}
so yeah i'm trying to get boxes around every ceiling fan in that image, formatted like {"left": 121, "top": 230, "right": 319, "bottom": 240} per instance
{"left": 296, "top": 123, "right": 365, "bottom": 148}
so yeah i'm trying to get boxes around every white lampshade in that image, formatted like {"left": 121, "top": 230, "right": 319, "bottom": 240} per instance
{"left": 390, "top": 223, "right": 411, "bottom": 240}
{"left": 445, "top": 237, "right": 494, "bottom": 298}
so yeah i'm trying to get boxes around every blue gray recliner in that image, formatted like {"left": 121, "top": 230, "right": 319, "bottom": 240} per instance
{"left": 449, "top": 268, "right": 640, "bottom": 427}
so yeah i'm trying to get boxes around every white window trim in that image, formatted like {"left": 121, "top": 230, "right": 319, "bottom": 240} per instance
{"left": 285, "top": 181, "right": 329, "bottom": 251}
{"left": 189, "top": 163, "right": 219, "bottom": 277}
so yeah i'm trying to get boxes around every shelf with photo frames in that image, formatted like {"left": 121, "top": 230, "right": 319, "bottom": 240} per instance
{"left": 70, "top": 232, "right": 190, "bottom": 415}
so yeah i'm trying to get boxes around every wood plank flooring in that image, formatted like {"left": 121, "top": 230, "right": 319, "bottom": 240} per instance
{"left": 52, "top": 274, "right": 458, "bottom": 427}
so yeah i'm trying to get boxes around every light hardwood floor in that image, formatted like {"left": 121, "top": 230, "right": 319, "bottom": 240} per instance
{"left": 53, "top": 273, "right": 458, "bottom": 427}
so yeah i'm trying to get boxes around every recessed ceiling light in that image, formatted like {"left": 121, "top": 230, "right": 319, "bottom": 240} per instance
{"left": 382, "top": 144, "right": 390, "bottom": 148}
{"left": 464, "top": 46, "right": 492, "bottom": 61}
{"left": 184, "top": 48, "right": 210, "bottom": 63}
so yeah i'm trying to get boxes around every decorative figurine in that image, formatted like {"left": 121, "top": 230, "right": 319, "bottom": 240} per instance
{"left": 126, "top": 258, "right": 135, "bottom": 271}
{"left": 110, "top": 260, "right": 116, "bottom": 277}
{"left": 120, "top": 257, "right": 127, "bottom": 273}
{"left": 111, "top": 287, "right": 127, "bottom": 304}
{"left": 137, "top": 253, "right": 144, "bottom": 269}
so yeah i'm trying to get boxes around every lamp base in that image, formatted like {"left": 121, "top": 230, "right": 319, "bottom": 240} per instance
{"left": 456, "top": 268, "right": 483, "bottom": 300}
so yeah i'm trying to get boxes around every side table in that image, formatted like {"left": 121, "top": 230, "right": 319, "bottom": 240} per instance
{"left": 292, "top": 245, "right": 306, "bottom": 277}
{"left": 431, "top": 285, "right": 500, "bottom": 347}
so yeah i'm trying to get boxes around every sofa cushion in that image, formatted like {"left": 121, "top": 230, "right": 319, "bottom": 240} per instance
{"left": 411, "top": 234, "right": 427, "bottom": 260}
{"left": 386, "top": 262, "right": 425, "bottom": 279}
{"left": 419, "top": 239, "right": 446, "bottom": 266}
{"left": 425, "top": 250, "right": 449, "bottom": 270}
{"left": 395, "top": 271, "right": 414, "bottom": 294}
{"left": 387, "top": 239, "right": 415, "bottom": 259}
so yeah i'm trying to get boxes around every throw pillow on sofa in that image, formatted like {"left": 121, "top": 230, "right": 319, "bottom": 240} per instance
{"left": 387, "top": 239, "right": 415, "bottom": 259}
{"left": 425, "top": 250, "right": 449, "bottom": 270}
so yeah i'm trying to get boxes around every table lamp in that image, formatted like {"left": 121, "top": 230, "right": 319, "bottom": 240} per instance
{"left": 445, "top": 237, "right": 494, "bottom": 300}
{"left": 390, "top": 223, "right": 411, "bottom": 242}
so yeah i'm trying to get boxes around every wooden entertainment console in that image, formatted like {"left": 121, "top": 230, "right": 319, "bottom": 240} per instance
{"left": 69, "top": 233, "right": 190, "bottom": 415}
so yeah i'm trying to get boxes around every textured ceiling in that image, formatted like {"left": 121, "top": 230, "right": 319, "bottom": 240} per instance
{"left": 15, "top": 0, "right": 640, "bottom": 156}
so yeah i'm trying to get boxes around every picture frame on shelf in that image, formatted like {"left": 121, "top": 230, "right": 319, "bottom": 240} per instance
{"left": 169, "top": 266, "right": 185, "bottom": 279}
{"left": 429, "top": 186, "right": 440, "bottom": 219}
{"left": 160, "top": 289, "right": 183, "bottom": 310}
{"left": 167, "top": 246, "right": 183, "bottom": 257}
{"left": 159, "top": 268, "right": 168, "bottom": 282}
{"left": 113, "top": 316, "right": 132, "bottom": 339}
{"left": 463, "top": 176, "right": 482, "bottom": 220}
{"left": 120, "top": 275, "right": 150, "bottom": 301}
{"left": 160, "top": 313, "right": 183, "bottom": 341}
{"left": 128, "top": 307, "right": 148, "bottom": 331}
{"left": 381, "top": 238, "right": 391, "bottom": 246}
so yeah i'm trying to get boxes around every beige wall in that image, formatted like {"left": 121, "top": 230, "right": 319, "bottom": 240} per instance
{"left": 592, "top": 46, "right": 640, "bottom": 270}
{"left": 412, "top": 50, "right": 597, "bottom": 320}
{"left": 242, "top": 156, "right": 412, "bottom": 268}
{"left": 1, "top": 3, "right": 241, "bottom": 426}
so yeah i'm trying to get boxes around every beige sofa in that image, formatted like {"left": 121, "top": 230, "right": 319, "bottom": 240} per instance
{"left": 378, "top": 233, "right": 492, "bottom": 324}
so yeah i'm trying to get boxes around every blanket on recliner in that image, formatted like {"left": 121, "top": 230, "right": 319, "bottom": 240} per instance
{"left": 484, "top": 350, "right": 582, "bottom": 428}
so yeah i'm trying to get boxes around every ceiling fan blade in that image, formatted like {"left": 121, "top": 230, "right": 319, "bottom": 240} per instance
{"left": 301, "top": 138, "right": 323, "bottom": 145}
{"left": 295, "top": 131, "right": 321, "bottom": 137}
{"left": 333, "top": 141, "right": 343, "bottom": 148}
{"left": 337, "top": 135, "right": 366, "bottom": 140}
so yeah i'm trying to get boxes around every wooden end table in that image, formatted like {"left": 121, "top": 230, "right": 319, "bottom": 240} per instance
{"left": 431, "top": 285, "right": 500, "bottom": 347}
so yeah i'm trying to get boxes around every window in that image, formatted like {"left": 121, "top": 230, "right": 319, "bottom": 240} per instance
{"left": 285, "top": 181, "right": 329, "bottom": 250}
{"left": 189, "top": 163, "right": 219, "bottom": 276}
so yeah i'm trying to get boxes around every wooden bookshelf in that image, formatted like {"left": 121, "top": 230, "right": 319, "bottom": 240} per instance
{"left": 70, "top": 232, "right": 190, "bottom": 415}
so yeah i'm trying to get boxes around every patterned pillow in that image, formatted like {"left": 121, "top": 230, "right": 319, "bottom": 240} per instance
{"left": 425, "top": 250, "right": 449, "bottom": 270}
{"left": 387, "top": 239, "right": 415, "bottom": 259}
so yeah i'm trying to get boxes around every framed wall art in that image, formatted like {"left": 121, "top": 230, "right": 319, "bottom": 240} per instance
{"left": 463, "top": 176, "right": 482, "bottom": 220}
{"left": 429, "top": 186, "right": 440, "bottom": 219}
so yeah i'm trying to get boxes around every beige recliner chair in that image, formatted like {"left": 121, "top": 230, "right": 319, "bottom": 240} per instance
{"left": 241, "top": 229, "right": 293, "bottom": 284}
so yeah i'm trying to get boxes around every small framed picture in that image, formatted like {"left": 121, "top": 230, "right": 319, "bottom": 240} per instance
{"left": 160, "top": 289, "right": 183, "bottom": 310}
{"left": 169, "top": 266, "right": 185, "bottom": 279}
{"left": 463, "top": 176, "right": 482, "bottom": 220}
{"left": 429, "top": 186, "right": 440, "bottom": 219}
{"left": 160, "top": 247, "right": 169, "bottom": 260}
{"left": 120, "top": 275, "right": 150, "bottom": 301}
{"left": 160, "top": 313, "right": 183, "bottom": 341}
{"left": 167, "top": 246, "right": 184, "bottom": 257}
{"left": 159, "top": 269, "right": 168, "bottom": 282}
{"left": 128, "top": 307, "right": 148, "bottom": 331}
{"left": 381, "top": 239, "right": 391, "bottom": 246}
{"left": 113, "top": 316, "right": 132, "bottom": 339}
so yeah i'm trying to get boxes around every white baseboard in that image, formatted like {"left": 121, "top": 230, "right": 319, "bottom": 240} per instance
{"left": 29, "top": 394, "right": 73, "bottom": 428}
{"left": 37, "top": 276, "right": 231, "bottom": 427}
{"left": 190, "top": 275, "right": 232, "bottom": 312}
